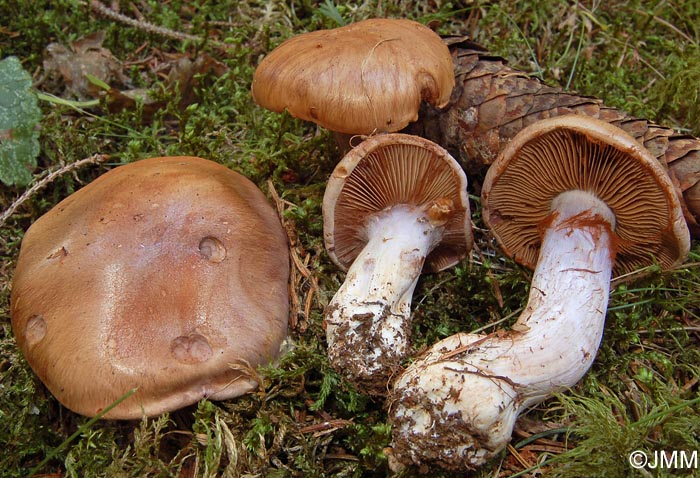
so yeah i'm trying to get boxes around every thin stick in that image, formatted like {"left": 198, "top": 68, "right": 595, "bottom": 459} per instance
{"left": 0, "top": 154, "right": 109, "bottom": 228}
{"left": 86, "top": 0, "right": 233, "bottom": 49}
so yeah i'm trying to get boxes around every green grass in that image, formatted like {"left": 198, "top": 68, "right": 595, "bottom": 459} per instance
{"left": 1, "top": 1, "right": 699, "bottom": 477}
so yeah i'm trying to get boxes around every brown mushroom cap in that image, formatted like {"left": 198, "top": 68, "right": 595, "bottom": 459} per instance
{"left": 482, "top": 115, "right": 690, "bottom": 274}
{"left": 10, "top": 156, "right": 290, "bottom": 419}
{"left": 323, "top": 133, "right": 472, "bottom": 273}
{"left": 251, "top": 18, "right": 455, "bottom": 135}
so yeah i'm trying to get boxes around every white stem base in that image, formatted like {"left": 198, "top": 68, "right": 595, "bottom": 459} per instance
{"left": 389, "top": 190, "right": 616, "bottom": 470}
{"left": 325, "top": 204, "right": 446, "bottom": 394}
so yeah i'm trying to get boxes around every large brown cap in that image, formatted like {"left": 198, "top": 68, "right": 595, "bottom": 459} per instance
{"left": 10, "top": 156, "right": 290, "bottom": 419}
{"left": 323, "top": 133, "right": 472, "bottom": 273}
{"left": 482, "top": 115, "right": 690, "bottom": 275}
{"left": 251, "top": 18, "right": 455, "bottom": 135}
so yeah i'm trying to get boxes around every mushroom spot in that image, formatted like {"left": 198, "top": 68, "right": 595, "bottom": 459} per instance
{"left": 25, "top": 315, "right": 47, "bottom": 345}
{"left": 170, "top": 333, "right": 213, "bottom": 364}
{"left": 400, "top": 249, "right": 425, "bottom": 276}
{"left": 198, "top": 236, "right": 226, "bottom": 263}
{"left": 362, "top": 257, "right": 376, "bottom": 272}
{"left": 46, "top": 247, "right": 68, "bottom": 260}
{"left": 334, "top": 166, "right": 349, "bottom": 179}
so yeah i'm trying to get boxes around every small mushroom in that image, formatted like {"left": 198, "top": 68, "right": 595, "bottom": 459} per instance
{"left": 251, "top": 18, "right": 454, "bottom": 150}
{"left": 323, "top": 133, "right": 472, "bottom": 395}
{"left": 10, "top": 156, "right": 290, "bottom": 419}
{"left": 387, "top": 115, "right": 690, "bottom": 470}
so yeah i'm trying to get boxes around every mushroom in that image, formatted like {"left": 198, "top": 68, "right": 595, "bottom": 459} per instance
{"left": 251, "top": 18, "right": 455, "bottom": 151}
{"left": 387, "top": 115, "right": 690, "bottom": 470}
{"left": 10, "top": 156, "right": 290, "bottom": 419}
{"left": 323, "top": 133, "right": 472, "bottom": 395}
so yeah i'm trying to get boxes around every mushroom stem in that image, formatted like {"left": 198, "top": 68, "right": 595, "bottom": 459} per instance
{"left": 325, "top": 201, "right": 451, "bottom": 394}
{"left": 388, "top": 189, "right": 616, "bottom": 469}
{"left": 332, "top": 132, "right": 358, "bottom": 155}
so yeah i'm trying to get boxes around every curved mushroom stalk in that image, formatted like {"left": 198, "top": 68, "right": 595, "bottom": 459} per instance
{"left": 388, "top": 114, "right": 690, "bottom": 471}
{"left": 388, "top": 190, "right": 616, "bottom": 469}
{"left": 326, "top": 200, "right": 453, "bottom": 395}
{"left": 322, "top": 133, "right": 472, "bottom": 395}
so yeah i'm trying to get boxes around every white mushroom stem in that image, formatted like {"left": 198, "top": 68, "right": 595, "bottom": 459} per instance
{"left": 389, "top": 190, "right": 617, "bottom": 469}
{"left": 325, "top": 200, "right": 452, "bottom": 394}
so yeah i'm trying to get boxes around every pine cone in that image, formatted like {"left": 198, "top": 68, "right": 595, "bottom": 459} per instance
{"left": 409, "top": 37, "right": 700, "bottom": 236}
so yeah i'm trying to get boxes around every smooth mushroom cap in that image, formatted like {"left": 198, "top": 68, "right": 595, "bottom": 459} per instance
{"left": 482, "top": 114, "right": 690, "bottom": 274}
{"left": 10, "top": 156, "right": 290, "bottom": 419}
{"left": 323, "top": 133, "right": 472, "bottom": 273}
{"left": 251, "top": 18, "right": 455, "bottom": 135}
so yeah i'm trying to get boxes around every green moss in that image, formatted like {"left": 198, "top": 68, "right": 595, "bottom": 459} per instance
{"left": 0, "top": 332, "right": 61, "bottom": 476}
{"left": 653, "top": 44, "right": 700, "bottom": 134}
{"left": 550, "top": 392, "right": 700, "bottom": 478}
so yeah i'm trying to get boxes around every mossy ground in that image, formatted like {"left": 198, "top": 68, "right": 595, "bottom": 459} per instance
{"left": 1, "top": 1, "right": 699, "bottom": 477}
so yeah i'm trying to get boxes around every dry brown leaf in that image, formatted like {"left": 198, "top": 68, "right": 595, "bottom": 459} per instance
{"left": 43, "top": 30, "right": 124, "bottom": 99}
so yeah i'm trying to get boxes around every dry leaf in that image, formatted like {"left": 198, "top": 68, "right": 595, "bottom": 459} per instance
{"left": 43, "top": 31, "right": 124, "bottom": 99}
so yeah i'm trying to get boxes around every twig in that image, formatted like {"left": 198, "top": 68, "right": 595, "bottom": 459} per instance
{"left": 298, "top": 418, "right": 354, "bottom": 436}
{"left": 635, "top": 8, "right": 694, "bottom": 43}
{"left": 266, "top": 179, "right": 321, "bottom": 331}
{"left": 0, "top": 154, "right": 109, "bottom": 228}
{"left": 507, "top": 443, "right": 531, "bottom": 469}
{"left": 86, "top": 0, "right": 234, "bottom": 50}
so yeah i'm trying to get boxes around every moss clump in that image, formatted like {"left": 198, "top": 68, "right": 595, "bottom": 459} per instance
{"left": 550, "top": 391, "right": 700, "bottom": 478}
